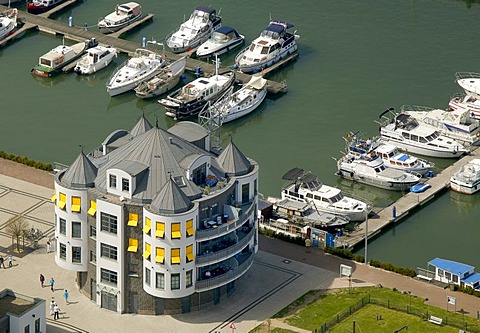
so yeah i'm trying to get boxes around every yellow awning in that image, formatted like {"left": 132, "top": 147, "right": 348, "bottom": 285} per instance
{"left": 128, "top": 213, "right": 138, "bottom": 227}
{"left": 127, "top": 220, "right": 138, "bottom": 227}
{"left": 171, "top": 231, "right": 181, "bottom": 239}
{"left": 143, "top": 217, "right": 151, "bottom": 233}
{"left": 171, "top": 223, "right": 181, "bottom": 239}
{"left": 171, "top": 248, "right": 180, "bottom": 264}
{"left": 143, "top": 225, "right": 151, "bottom": 234}
{"left": 155, "top": 222, "right": 165, "bottom": 238}
{"left": 155, "top": 255, "right": 164, "bottom": 263}
{"left": 128, "top": 245, "right": 138, "bottom": 252}
{"left": 58, "top": 201, "right": 66, "bottom": 210}
{"left": 128, "top": 238, "right": 138, "bottom": 252}
{"left": 51, "top": 194, "right": 57, "bottom": 203}
{"left": 186, "top": 253, "right": 194, "bottom": 262}
{"left": 142, "top": 250, "right": 151, "bottom": 259}
{"left": 186, "top": 219, "right": 194, "bottom": 236}
{"left": 155, "top": 229, "right": 165, "bottom": 238}
{"left": 71, "top": 205, "right": 81, "bottom": 213}
{"left": 88, "top": 201, "right": 96, "bottom": 216}
{"left": 171, "top": 256, "right": 181, "bottom": 264}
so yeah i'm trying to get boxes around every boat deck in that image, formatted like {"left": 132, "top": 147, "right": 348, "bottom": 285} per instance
{"left": 336, "top": 147, "right": 480, "bottom": 249}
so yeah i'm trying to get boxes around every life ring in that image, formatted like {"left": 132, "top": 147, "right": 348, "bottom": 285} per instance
{"left": 476, "top": 131, "right": 480, "bottom": 137}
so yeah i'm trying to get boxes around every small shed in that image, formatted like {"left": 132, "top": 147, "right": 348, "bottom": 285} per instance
{"left": 428, "top": 258, "right": 475, "bottom": 286}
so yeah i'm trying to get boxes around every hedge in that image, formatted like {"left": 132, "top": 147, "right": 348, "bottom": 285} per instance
{"left": 0, "top": 150, "right": 53, "bottom": 171}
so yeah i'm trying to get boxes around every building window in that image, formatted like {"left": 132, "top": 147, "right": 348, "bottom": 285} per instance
{"left": 24, "top": 324, "right": 30, "bottom": 333}
{"left": 186, "top": 245, "right": 194, "bottom": 262}
{"left": 72, "top": 221, "right": 81, "bottom": 238}
{"left": 171, "top": 273, "right": 180, "bottom": 290}
{"left": 59, "top": 218, "right": 66, "bottom": 235}
{"left": 155, "top": 247, "right": 165, "bottom": 264}
{"left": 192, "top": 163, "right": 206, "bottom": 186}
{"left": 171, "top": 248, "right": 181, "bottom": 264}
{"left": 128, "top": 258, "right": 139, "bottom": 276}
{"left": 145, "top": 267, "right": 151, "bottom": 286}
{"left": 58, "top": 192, "right": 66, "bottom": 210}
{"left": 90, "top": 225, "right": 96, "bottom": 239}
{"left": 90, "top": 249, "right": 96, "bottom": 264}
{"left": 143, "top": 217, "right": 151, "bottom": 234}
{"left": 71, "top": 196, "right": 81, "bottom": 212}
{"left": 127, "top": 213, "right": 138, "bottom": 227}
{"left": 122, "top": 178, "right": 129, "bottom": 192}
{"left": 101, "top": 268, "right": 117, "bottom": 286}
{"left": 101, "top": 243, "right": 118, "bottom": 261}
{"left": 101, "top": 212, "right": 117, "bottom": 234}
{"left": 35, "top": 318, "right": 41, "bottom": 333}
{"left": 186, "top": 219, "right": 194, "bottom": 237}
{"left": 155, "top": 222, "right": 165, "bottom": 238}
{"left": 127, "top": 238, "right": 138, "bottom": 252}
{"left": 186, "top": 269, "right": 193, "bottom": 287}
{"left": 156, "top": 272, "right": 165, "bottom": 290}
{"left": 254, "top": 179, "right": 258, "bottom": 195}
{"left": 72, "top": 246, "right": 81, "bottom": 263}
{"left": 171, "top": 223, "right": 181, "bottom": 239}
{"left": 109, "top": 174, "right": 117, "bottom": 188}
{"left": 242, "top": 183, "right": 250, "bottom": 204}
{"left": 60, "top": 243, "right": 66, "bottom": 260}
{"left": 143, "top": 242, "right": 151, "bottom": 260}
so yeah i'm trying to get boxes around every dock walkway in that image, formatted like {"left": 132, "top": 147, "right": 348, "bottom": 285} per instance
{"left": 336, "top": 147, "right": 480, "bottom": 249}
{"left": 0, "top": 4, "right": 287, "bottom": 94}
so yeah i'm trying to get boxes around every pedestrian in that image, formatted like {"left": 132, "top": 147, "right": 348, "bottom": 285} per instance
{"left": 7, "top": 255, "right": 12, "bottom": 267}
{"left": 40, "top": 274, "right": 45, "bottom": 287}
{"left": 50, "top": 277, "right": 55, "bottom": 292}
{"left": 0, "top": 256, "right": 5, "bottom": 269}
{"left": 49, "top": 300, "right": 55, "bottom": 316}
{"left": 46, "top": 240, "right": 51, "bottom": 253}
{"left": 53, "top": 303, "right": 60, "bottom": 320}
{"left": 63, "top": 290, "right": 69, "bottom": 305}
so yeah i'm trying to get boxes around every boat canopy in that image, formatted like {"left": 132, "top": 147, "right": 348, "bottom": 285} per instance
{"left": 247, "top": 75, "right": 267, "bottom": 90}
{"left": 216, "top": 26, "right": 237, "bottom": 36}
{"left": 195, "top": 6, "right": 216, "bottom": 15}
{"left": 282, "top": 167, "right": 305, "bottom": 181}
{"left": 266, "top": 21, "right": 294, "bottom": 33}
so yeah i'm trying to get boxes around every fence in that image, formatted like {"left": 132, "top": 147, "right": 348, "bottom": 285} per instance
{"left": 315, "top": 295, "right": 480, "bottom": 333}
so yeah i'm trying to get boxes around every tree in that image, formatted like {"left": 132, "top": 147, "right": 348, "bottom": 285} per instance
{"left": 5, "top": 216, "right": 29, "bottom": 253}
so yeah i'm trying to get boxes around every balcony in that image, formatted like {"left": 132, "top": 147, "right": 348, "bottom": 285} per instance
{"left": 195, "top": 252, "right": 255, "bottom": 292}
{"left": 196, "top": 227, "right": 255, "bottom": 266}
{"left": 196, "top": 200, "right": 256, "bottom": 241}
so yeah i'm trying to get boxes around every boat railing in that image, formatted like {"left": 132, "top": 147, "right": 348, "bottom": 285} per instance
{"left": 339, "top": 189, "right": 374, "bottom": 209}
{"left": 106, "top": 59, "right": 128, "bottom": 85}
{"left": 400, "top": 105, "right": 434, "bottom": 113}
{"left": 455, "top": 72, "right": 480, "bottom": 81}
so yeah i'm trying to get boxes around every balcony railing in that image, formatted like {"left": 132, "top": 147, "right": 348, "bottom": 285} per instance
{"left": 196, "top": 227, "right": 255, "bottom": 266}
{"left": 196, "top": 200, "right": 256, "bottom": 241}
{"left": 195, "top": 252, "right": 255, "bottom": 292}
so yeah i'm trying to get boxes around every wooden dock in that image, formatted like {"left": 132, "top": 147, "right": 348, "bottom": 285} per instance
{"left": 335, "top": 147, "right": 480, "bottom": 250}
{"left": 0, "top": 4, "right": 288, "bottom": 94}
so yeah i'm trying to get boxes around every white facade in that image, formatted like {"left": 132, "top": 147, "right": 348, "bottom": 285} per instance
{"left": 0, "top": 289, "right": 46, "bottom": 333}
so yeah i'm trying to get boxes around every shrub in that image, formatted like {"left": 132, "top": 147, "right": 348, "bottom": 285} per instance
{"left": 0, "top": 150, "right": 53, "bottom": 172}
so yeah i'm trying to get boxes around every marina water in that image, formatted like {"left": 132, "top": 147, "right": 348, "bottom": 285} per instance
{"left": 1, "top": 0, "right": 480, "bottom": 270}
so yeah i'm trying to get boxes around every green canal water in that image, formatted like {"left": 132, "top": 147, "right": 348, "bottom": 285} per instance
{"left": 1, "top": 0, "right": 479, "bottom": 270}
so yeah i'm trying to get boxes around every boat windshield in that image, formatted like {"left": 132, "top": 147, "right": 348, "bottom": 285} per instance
{"left": 210, "top": 31, "right": 229, "bottom": 43}
{"left": 179, "top": 26, "right": 198, "bottom": 36}
{"left": 40, "top": 58, "right": 52, "bottom": 67}
{"left": 425, "top": 131, "right": 440, "bottom": 141}
{"left": 261, "top": 29, "right": 280, "bottom": 39}
{"left": 249, "top": 43, "right": 269, "bottom": 54}
{"left": 329, "top": 193, "right": 344, "bottom": 203}
{"left": 190, "top": 10, "right": 210, "bottom": 23}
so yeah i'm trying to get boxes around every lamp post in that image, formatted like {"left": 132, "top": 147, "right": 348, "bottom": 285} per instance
{"left": 364, "top": 210, "right": 368, "bottom": 264}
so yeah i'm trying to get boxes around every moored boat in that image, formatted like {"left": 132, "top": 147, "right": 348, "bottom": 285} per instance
{"left": 377, "top": 108, "right": 468, "bottom": 158}
{"left": 235, "top": 20, "right": 298, "bottom": 74}
{"left": 450, "top": 159, "right": 480, "bottom": 195}
{"left": 134, "top": 57, "right": 186, "bottom": 99}
{"left": 166, "top": 6, "right": 222, "bottom": 54}
{"left": 455, "top": 72, "right": 480, "bottom": 99}
{"left": 196, "top": 26, "right": 244, "bottom": 58}
{"left": 74, "top": 45, "right": 117, "bottom": 75}
{"left": 31, "top": 39, "right": 96, "bottom": 77}
{"left": 27, "top": 0, "right": 67, "bottom": 15}
{"left": 448, "top": 94, "right": 480, "bottom": 120}
{"left": 106, "top": 48, "right": 165, "bottom": 97}
{"left": 0, "top": 8, "right": 17, "bottom": 41}
{"left": 98, "top": 2, "right": 142, "bottom": 34}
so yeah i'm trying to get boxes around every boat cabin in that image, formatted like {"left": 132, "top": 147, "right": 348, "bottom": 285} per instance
{"left": 102, "top": 2, "right": 141, "bottom": 26}
{"left": 88, "top": 47, "right": 113, "bottom": 64}
{"left": 210, "top": 26, "right": 240, "bottom": 43}
{"left": 181, "top": 78, "right": 220, "bottom": 99}
{"left": 428, "top": 258, "right": 480, "bottom": 290}
{"left": 191, "top": 6, "right": 219, "bottom": 25}
{"left": 39, "top": 45, "right": 74, "bottom": 69}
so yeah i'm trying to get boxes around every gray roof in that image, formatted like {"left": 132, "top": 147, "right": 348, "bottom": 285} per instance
{"left": 217, "top": 140, "right": 251, "bottom": 176}
{"left": 151, "top": 177, "right": 192, "bottom": 214}
{"left": 167, "top": 121, "right": 209, "bottom": 143}
{"left": 94, "top": 126, "right": 207, "bottom": 202}
{"left": 111, "top": 160, "right": 149, "bottom": 177}
{"left": 130, "top": 115, "right": 153, "bottom": 137}
{"left": 61, "top": 152, "right": 98, "bottom": 188}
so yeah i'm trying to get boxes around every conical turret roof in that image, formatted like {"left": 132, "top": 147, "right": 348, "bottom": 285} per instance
{"left": 130, "top": 114, "right": 153, "bottom": 137}
{"left": 61, "top": 151, "right": 98, "bottom": 188}
{"left": 151, "top": 177, "right": 192, "bottom": 214}
{"left": 217, "top": 140, "right": 251, "bottom": 176}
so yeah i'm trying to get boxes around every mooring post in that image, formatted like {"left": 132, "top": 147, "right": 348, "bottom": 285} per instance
{"left": 142, "top": 37, "right": 146, "bottom": 48}
{"left": 68, "top": 16, "right": 73, "bottom": 27}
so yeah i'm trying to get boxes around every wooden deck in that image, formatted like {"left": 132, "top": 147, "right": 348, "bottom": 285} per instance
{"left": 336, "top": 147, "right": 480, "bottom": 249}
{"left": 0, "top": 4, "right": 288, "bottom": 94}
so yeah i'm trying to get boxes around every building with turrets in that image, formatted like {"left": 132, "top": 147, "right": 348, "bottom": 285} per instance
{"left": 52, "top": 116, "right": 259, "bottom": 314}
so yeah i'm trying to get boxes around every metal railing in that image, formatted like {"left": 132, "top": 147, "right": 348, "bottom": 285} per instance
{"left": 195, "top": 252, "right": 254, "bottom": 292}
{"left": 196, "top": 227, "right": 255, "bottom": 266}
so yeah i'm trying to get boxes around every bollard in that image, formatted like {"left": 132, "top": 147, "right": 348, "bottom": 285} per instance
{"left": 84, "top": 23, "right": 87, "bottom": 31}
{"left": 392, "top": 206, "right": 396, "bottom": 218}
{"left": 142, "top": 37, "right": 146, "bottom": 48}
{"left": 68, "top": 16, "right": 73, "bottom": 27}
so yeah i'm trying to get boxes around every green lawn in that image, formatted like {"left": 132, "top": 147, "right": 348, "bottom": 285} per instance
{"left": 283, "top": 287, "right": 480, "bottom": 332}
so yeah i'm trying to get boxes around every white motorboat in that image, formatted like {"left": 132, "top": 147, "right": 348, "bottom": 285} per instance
{"left": 159, "top": 59, "right": 234, "bottom": 119}
{"left": 449, "top": 94, "right": 480, "bottom": 120}
{"left": 135, "top": 57, "right": 186, "bottom": 99}
{"left": 401, "top": 105, "right": 480, "bottom": 146}
{"left": 235, "top": 20, "right": 298, "bottom": 74}
{"left": 166, "top": 6, "right": 222, "bottom": 54}
{"left": 336, "top": 149, "right": 420, "bottom": 191}
{"left": 196, "top": 26, "right": 244, "bottom": 58}
{"left": 377, "top": 108, "right": 468, "bottom": 158}
{"left": 98, "top": 2, "right": 142, "bottom": 34}
{"left": 106, "top": 48, "right": 164, "bottom": 97}
{"left": 455, "top": 72, "right": 480, "bottom": 99}
{"left": 450, "top": 159, "right": 480, "bottom": 195}
{"left": 74, "top": 45, "right": 117, "bottom": 75}
{"left": 199, "top": 75, "right": 267, "bottom": 125}
{"left": 0, "top": 8, "right": 17, "bottom": 41}
{"left": 345, "top": 133, "right": 433, "bottom": 176}
{"left": 280, "top": 167, "right": 371, "bottom": 222}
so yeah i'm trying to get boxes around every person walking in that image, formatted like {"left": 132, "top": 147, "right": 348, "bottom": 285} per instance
{"left": 53, "top": 303, "right": 60, "bottom": 320}
{"left": 63, "top": 290, "right": 69, "bottom": 305}
{"left": 0, "top": 256, "right": 5, "bottom": 269}
{"left": 50, "top": 277, "right": 55, "bottom": 292}
{"left": 46, "top": 241, "right": 51, "bottom": 253}
{"left": 7, "top": 255, "right": 12, "bottom": 267}
{"left": 49, "top": 300, "right": 55, "bottom": 316}
{"left": 40, "top": 274, "right": 45, "bottom": 287}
